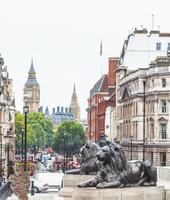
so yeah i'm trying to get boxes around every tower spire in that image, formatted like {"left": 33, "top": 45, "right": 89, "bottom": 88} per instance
{"left": 73, "top": 83, "right": 76, "bottom": 92}
{"left": 24, "top": 59, "right": 40, "bottom": 113}
{"left": 29, "top": 58, "right": 35, "bottom": 74}
{"left": 70, "top": 83, "right": 80, "bottom": 121}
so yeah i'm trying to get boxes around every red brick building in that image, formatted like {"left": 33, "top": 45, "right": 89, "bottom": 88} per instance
{"left": 87, "top": 57, "right": 119, "bottom": 142}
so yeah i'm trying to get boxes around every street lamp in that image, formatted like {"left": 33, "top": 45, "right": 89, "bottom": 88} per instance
{"left": 63, "top": 132, "right": 67, "bottom": 173}
{"left": 5, "top": 131, "right": 13, "bottom": 179}
{"left": 23, "top": 105, "right": 29, "bottom": 171}
{"left": 143, "top": 80, "right": 146, "bottom": 162}
{"left": 21, "top": 128, "right": 24, "bottom": 162}
{"left": 130, "top": 136, "right": 133, "bottom": 160}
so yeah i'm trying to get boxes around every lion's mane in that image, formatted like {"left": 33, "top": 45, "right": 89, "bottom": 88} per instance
{"left": 80, "top": 142, "right": 100, "bottom": 174}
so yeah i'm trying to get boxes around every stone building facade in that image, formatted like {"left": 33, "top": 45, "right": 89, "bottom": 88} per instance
{"left": 23, "top": 59, "right": 40, "bottom": 112}
{"left": 0, "top": 55, "right": 15, "bottom": 178}
{"left": 116, "top": 55, "right": 170, "bottom": 166}
{"left": 120, "top": 28, "right": 170, "bottom": 70}
{"left": 44, "top": 106, "right": 74, "bottom": 125}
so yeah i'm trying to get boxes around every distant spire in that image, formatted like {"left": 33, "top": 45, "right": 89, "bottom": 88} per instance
{"left": 25, "top": 58, "right": 38, "bottom": 85}
{"left": 29, "top": 57, "right": 36, "bottom": 74}
{"left": 70, "top": 83, "right": 80, "bottom": 121}
{"left": 73, "top": 83, "right": 76, "bottom": 92}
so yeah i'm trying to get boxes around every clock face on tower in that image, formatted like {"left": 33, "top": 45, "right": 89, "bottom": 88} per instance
{"left": 24, "top": 91, "right": 32, "bottom": 98}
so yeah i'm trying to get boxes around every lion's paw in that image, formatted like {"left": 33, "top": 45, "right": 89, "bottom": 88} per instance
{"left": 77, "top": 183, "right": 84, "bottom": 187}
{"left": 96, "top": 182, "right": 106, "bottom": 188}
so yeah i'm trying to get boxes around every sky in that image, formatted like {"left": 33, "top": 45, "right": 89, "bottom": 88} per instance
{"left": 0, "top": 0, "right": 170, "bottom": 119}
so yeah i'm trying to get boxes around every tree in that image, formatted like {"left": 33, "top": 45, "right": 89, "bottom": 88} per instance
{"left": 15, "top": 111, "right": 54, "bottom": 153}
{"left": 52, "top": 121, "right": 86, "bottom": 156}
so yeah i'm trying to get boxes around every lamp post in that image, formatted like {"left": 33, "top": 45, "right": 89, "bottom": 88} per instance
{"left": 63, "top": 132, "right": 66, "bottom": 173}
{"left": 0, "top": 144, "right": 2, "bottom": 182}
{"left": 130, "top": 136, "right": 133, "bottom": 160}
{"left": 5, "top": 131, "right": 12, "bottom": 179}
{"left": 7, "top": 144, "right": 10, "bottom": 178}
{"left": 23, "top": 105, "right": 29, "bottom": 171}
{"left": 143, "top": 81, "right": 146, "bottom": 162}
{"left": 21, "top": 128, "right": 24, "bottom": 162}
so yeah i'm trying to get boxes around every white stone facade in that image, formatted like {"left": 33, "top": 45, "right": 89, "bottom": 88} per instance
{"left": 120, "top": 29, "right": 170, "bottom": 70}
{"left": 105, "top": 106, "right": 116, "bottom": 141}
{"left": 116, "top": 55, "right": 170, "bottom": 165}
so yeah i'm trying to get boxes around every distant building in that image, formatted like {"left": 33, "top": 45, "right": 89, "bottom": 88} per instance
{"left": 87, "top": 57, "right": 118, "bottom": 142}
{"left": 44, "top": 106, "right": 74, "bottom": 125}
{"left": 23, "top": 59, "right": 40, "bottom": 112}
{"left": 70, "top": 84, "right": 80, "bottom": 121}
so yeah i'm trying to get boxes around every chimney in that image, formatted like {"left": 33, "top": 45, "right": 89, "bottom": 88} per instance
{"left": 57, "top": 106, "right": 60, "bottom": 112}
{"left": 45, "top": 106, "right": 49, "bottom": 115}
{"left": 39, "top": 106, "right": 43, "bottom": 113}
{"left": 108, "top": 57, "right": 119, "bottom": 87}
{"left": 61, "top": 107, "right": 64, "bottom": 112}
{"left": 52, "top": 108, "right": 55, "bottom": 114}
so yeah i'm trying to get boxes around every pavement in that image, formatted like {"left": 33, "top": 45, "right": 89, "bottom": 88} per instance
{"left": 8, "top": 191, "right": 64, "bottom": 200}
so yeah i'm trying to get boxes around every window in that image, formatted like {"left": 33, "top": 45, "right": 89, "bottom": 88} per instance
{"left": 150, "top": 123, "right": 154, "bottom": 139}
{"left": 150, "top": 152, "right": 153, "bottom": 164}
{"left": 161, "top": 100, "right": 167, "bottom": 113}
{"left": 160, "top": 152, "right": 166, "bottom": 166}
{"left": 156, "top": 42, "right": 161, "bottom": 50}
{"left": 168, "top": 43, "right": 170, "bottom": 51}
{"left": 152, "top": 79, "right": 154, "bottom": 87}
{"left": 160, "top": 123, "right": 167, "bottom": 139}
{"left": 162, "top": 79, "right": 166, "bottom": 87}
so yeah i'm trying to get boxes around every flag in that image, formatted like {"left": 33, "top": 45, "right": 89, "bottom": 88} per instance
{"left": 100, "top": 41, "right": 102, "bottom": 56}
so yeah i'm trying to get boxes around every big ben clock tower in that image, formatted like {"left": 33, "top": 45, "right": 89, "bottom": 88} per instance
{"left": 23, "top": 59, "right": 40, "bottom": 112}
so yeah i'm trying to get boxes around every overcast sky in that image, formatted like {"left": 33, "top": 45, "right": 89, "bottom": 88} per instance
{"left": 0, "top": 0, "right": 170, "bottom": 119}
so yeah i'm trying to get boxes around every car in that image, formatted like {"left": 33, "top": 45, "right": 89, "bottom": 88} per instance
{"left": 30, "top": 178, "right": 49, "bottom": 193}
{"left": 41, "top": 154, "right": 51, "bottom": 165}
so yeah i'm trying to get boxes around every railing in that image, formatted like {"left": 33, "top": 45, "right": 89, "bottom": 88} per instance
{"left": 0, "top": 181, "right": 12, "bottom": 200}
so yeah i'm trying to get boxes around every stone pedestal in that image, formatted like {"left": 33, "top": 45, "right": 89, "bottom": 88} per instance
{"left": 59, "top": 174, "right": 166, "bottom": 200}
{"left": 72, "top": 186, "right": 165, "bottom": 200}
{"left": 59, "top": 174, "right": 94, "bottom": 199}
{"left": 62, "top": 174, "right": 94, "bottom": 187}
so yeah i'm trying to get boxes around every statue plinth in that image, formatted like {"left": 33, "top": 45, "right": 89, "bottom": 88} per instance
{"left": 62, "top": 174, "right": 95, "bottom": 187}
{"left": 59, "top": 174, "right": 94, "bottom": 199}
{"left": 72, "top": 186, "right": 165, "bottom": 200}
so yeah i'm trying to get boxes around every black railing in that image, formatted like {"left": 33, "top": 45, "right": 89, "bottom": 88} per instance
{"left": 0, "top": 181, "right": 12, "bottom": 200}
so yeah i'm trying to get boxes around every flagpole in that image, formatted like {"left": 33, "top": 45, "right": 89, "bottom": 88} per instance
{"left": 100, "top": 41, "right": 103, "bottom": 76}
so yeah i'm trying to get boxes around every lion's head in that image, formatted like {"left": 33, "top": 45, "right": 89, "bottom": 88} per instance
{"left": 80, "top": 142, "right": 100, "bottom": 174}
{"left": 80, "top": 142, "right": 100, "bottom": 162}
{"left": 96, "top": 142, "right": 128, "bottom": 173}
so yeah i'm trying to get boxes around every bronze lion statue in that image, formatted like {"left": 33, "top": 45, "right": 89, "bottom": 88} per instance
{"left": 66, "top": 141, "right": 100, "bottom": 175}
{"left": 78, "top": 141, "right": 157, "bottom": 188}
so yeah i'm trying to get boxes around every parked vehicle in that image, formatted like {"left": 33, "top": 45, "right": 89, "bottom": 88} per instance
{"left": 41, "top": 154, "right": 51, "bottom": 165}
{"left": 30, "top": 178, "right": 49, "bottom": 193}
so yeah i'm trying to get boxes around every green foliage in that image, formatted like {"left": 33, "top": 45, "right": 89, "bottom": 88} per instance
{"left": 15, "top": 112, "right": 54, "bottom": 151}
{"left": 52, "top": 121, "right": 86, "bottom": 156}
{"left": 15, "top": 112, "right": 24, "bottom": 149}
